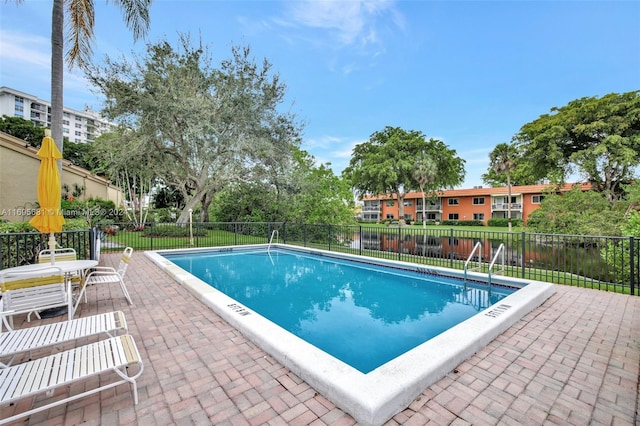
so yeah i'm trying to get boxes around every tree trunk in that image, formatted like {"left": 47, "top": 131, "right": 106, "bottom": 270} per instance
{"left": 51, "top": 0, "right": 64, "bottom": 176}
{"left": 507, "top": 174, "right": 512, "bottom": 232}
{"left": 420, "top": 189, "right": 427, "bottom": 229}
{"left": 200, "top": 191, "right": 214, "bottom": 222}
{"left": 176, "top": 194, "right": 203, "bottom": 224}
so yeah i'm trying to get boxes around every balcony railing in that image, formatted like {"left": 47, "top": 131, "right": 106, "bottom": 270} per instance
{"left": 492, "top": 203, "right": 522, "bottom": 210}
{"left": 416, "top": 205, "right": 442, "bottom": 211}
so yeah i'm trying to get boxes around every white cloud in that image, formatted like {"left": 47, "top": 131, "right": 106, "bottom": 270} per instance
{"left": 0, "top": 28, "right": 102, "bottom": 111}
{"left": 276, "top": 0, "right": 399, "bottom": 48}
{"left": 0, "top": 30, "right": 50, "bottom": 68}
{"left": 302, "top": 134, "right": 364, "bottom": 174}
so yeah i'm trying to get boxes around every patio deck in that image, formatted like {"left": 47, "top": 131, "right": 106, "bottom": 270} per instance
{"left": 3, "top": 252, "right": 639, "bottom": 425}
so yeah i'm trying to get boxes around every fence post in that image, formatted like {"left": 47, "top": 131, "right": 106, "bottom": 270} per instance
{"left": 328, "top": 224, "right": 332, "bottom": 251}
{"left": 397, "top": 226, "right": 401, "bottom": 261}
{"left": 630, "top": 236, "right": 635, "bottom": 296}
{"left": 283, "top": 222, "right": 286, "bottom": 244}
{"left": 521, "top": 231, "right": 526, "bottom": 279}
{"left": 89, "top": 227, "right": 95, "bottom": 260}
{"left": 359, "top": 225, "right": 362, "bottom": 256}
{"left": 449, "top": 228, "right": 454, "bottom": 268}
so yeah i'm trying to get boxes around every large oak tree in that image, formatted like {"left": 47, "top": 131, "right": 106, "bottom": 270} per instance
{"left": 88, "top": 36, "right": 302, "bottom": 223}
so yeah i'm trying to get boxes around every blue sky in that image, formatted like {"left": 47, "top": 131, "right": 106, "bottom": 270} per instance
{"left": 1, "top": 1, "right": 639, "bottom": 188}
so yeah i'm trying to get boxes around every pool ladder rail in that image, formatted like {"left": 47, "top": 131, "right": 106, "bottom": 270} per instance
{"left": 463, "top": 242, "right": 505, "bottom": 288}
{"left": 267, "top": 230, "right": 279, "bottom": 252}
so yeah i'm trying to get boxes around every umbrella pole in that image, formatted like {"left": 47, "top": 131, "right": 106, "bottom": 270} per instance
{"left": 49, "top": 233, "right": 57, "bottom": 265}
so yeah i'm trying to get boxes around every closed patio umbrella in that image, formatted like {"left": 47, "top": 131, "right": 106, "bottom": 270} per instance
{"left": 29, "top": 129, "right": 65, "bottom": 263}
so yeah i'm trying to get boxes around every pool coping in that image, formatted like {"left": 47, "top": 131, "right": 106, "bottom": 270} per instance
{"left": 145, "top": 244, "right": 556, "bottom": 426}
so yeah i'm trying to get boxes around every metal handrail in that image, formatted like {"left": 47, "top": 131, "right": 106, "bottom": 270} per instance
{"left": 464, "top": 241, "right": 483, "bottom": 282}
{"left": 267, "top": 230, "right": 279, "bottom": 252}
{"left": 488, "top": 243, "right": 505, "bottom": 287}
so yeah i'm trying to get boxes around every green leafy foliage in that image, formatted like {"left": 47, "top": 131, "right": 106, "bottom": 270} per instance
{"left": 88, "top": 37, "right": 302, "bottom": 224}
{"left": 344, "top": 126, "right": 465, "bottom": 224}
{"left": 0, "top": 115, "right": 46, "bottom": 146}
{"left": 514, "top": 91, "right": 640, "bottom": 203}
{"left": 487, "top": 218, "right": 523, "bottom": 227}
{"left": 210, "top": 148, "right": 355, "bottom": 225}
{"left": 60, "top": 197, "right": 122, "bottom": 225}
{"left": 526, "top": 186, "right": 624, "bottom": 236}
{"left": 600, "top": 210, "right": 640, "bottom": 286}
{"left": 441, "top": 220, "right": 484, "bottom": 227}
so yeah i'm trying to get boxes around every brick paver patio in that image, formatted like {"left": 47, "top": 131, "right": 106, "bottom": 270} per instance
{"left": 3, "top": 252, "right": 639, "bottom": 425}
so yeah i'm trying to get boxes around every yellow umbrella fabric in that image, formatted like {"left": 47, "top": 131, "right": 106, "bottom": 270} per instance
{"left": 29, "top": 130, "right": 65, "bottom": 250}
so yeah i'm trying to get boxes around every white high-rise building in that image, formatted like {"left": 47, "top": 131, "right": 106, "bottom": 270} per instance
{"left": 0, "top": 86, "right": 113, "bottom": 144}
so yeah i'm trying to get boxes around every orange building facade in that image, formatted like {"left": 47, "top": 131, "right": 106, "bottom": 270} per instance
{"left": 361, "top": 183, "right": 591, "bottom": 225}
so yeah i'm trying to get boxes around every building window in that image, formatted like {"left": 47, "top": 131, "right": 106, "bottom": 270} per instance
{"left": 426, "top": 213, "right": 436, "bottom": 220}
{"left": 473, "top": 213, "right": 485, "bottom": 220}
{"left": 63, "top": 112, "right": 70, "bottom": 117}
{"left": 403, "top": 201, "right": 413, "bottom": 207}
{"left": 532, "top": 195, "right": 544, "bottom": 204}
{"left": 75, "top": 131, "right": 82, "bottom": 136}
{"left": 75, "top": 115, "right": 82, "bottom": 121}
{"left": 448, "top": 213, "right": 459, "bottom": 220}
{"left": 63, "top": 128, "right": 69, "bottom": 134}
{"left": 448, "top": 198, "right": 459, "bottom": 206}
{"left": 386, "top": 214, "right": 395, "bottom": 219}
{"left": 385, "top": 200, "right": 395, "bottom": 207}
{"left": 75, "top": 123, "right": 82, "bottom": 128}
{"left": 472, "top": 197, "right": 485, "bottom": 205}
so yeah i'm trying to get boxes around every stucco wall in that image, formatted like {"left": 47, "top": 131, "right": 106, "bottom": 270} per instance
{"left": 0, "top": 131, "right": 123, "bottom": 223}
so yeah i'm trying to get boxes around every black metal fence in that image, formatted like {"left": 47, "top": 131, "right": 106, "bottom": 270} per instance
{"left": 0, "top": 228, "right": 96, "bottom": 268}
{"left": 1, "top": 222, "right": 638, "bottom": 296}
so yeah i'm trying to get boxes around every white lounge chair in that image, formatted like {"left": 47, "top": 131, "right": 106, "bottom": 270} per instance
{"left": 0, "top": 334, "right": 143, "bottom": 425}
{"left": 0, "top": 310, "right": 128, "bottom": 368}
{"left": 0, "top": 267, "right": 72, "bottom": 327}
{"left": 73, "top": 247, "right": 133, "bottom": 313}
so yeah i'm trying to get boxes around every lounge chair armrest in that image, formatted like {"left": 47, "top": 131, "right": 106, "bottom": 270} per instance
{"left": 0, "top": 309, "right": 17, "bottom": 331}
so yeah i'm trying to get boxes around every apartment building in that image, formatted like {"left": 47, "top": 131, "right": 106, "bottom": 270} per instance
{"left": 362, "top": 183, "right": 591, "bottom": 225}
{"left": 0, "top": 86, "right": 113, "bottom": 144}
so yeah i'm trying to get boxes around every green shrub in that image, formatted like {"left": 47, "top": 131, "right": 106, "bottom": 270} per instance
{"left": 60, "top": 197, "right": 123, "bottom": 224}
{"left": 487, "top": 218, "right": 523, "bottom": 227}
{"left": 442, "top": 220, "right": 484, "bottom": 226}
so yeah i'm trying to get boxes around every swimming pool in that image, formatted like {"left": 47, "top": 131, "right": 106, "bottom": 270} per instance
{"left": 146, "top": 244, "right": 555, "bottom": 426}
{"left": 162, "top": 248, "right": 514, "bottom": 373}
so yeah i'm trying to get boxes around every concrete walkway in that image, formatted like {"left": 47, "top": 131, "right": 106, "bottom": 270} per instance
{"left": 3, "top": 252, "right": 639, "bottom": 425}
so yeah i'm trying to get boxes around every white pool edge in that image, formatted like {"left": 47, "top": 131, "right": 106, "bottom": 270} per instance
{"left": 145, "top": 244, "right": 555, "bottom": 426}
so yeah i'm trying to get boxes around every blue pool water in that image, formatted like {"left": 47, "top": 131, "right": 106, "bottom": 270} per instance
{"left": 164, "top": 248, "right": 514, "bottom": 373}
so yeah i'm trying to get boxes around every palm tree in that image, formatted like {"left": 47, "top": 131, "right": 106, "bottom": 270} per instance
{"left": 14, "top": 0, "right": 151, "bottom": 174}
{"left": 413, "top": 153, "right": 437, "bottom": 229}
{"left": 489, "top": 143, "right": 518, "bottom": 232}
